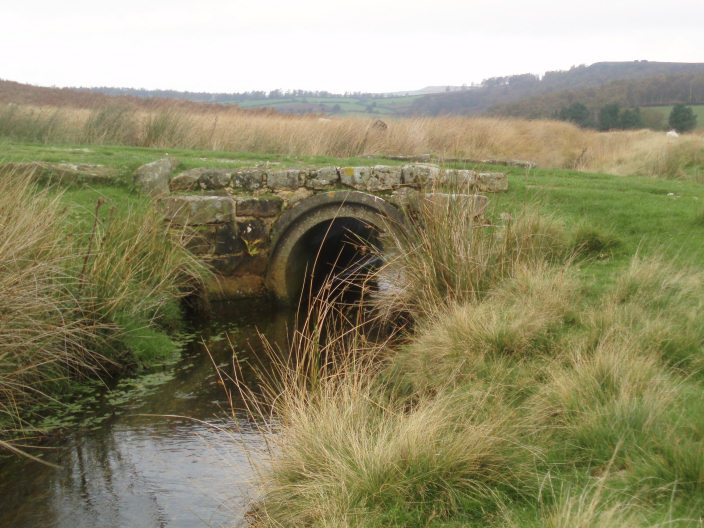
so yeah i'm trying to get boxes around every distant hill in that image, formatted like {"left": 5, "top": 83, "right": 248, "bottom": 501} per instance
{"left": 0, "top": 79, "right": 276, "bottom": 116}
{"left": 488, "top": 72, "right": 704, "bottom": 120}
{"left": 407, "top": 61, "right": 704, "bottom": 116}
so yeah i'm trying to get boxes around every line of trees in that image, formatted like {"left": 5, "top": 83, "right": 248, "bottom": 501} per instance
{"left": 555, "top": 101, "right": 697, "bottom": 132}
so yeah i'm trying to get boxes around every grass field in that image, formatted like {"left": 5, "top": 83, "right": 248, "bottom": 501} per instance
{"left": 233, "top": 94, "right": 421, "bottom": 117}
{"left": 647, "top": 104, "right": 704, "bottom": 129}
{"left": 3, "top": 99, "right": 704, "bottom": 181}
{"left": 1, "top": 126, "right": 704, "bottom": 525}
{"left": 234, "top": 159, "right": 704, "bottom": 526}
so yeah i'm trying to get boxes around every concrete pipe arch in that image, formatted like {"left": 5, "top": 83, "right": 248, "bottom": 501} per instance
{"left": 265, "top": 190, "right": 406, "bottom": 304}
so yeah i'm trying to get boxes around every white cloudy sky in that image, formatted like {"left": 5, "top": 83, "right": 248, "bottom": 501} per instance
{"left": 2, "top": 0, "right": 703, "bottom": 93}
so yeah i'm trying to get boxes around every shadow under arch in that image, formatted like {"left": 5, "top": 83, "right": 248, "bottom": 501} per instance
{"left": 265, "top": 191, "right": 407, "bottom": 305}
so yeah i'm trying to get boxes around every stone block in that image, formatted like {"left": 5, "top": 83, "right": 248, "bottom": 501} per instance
{"left": 305, "top": 166, "right": 339, "bottom": 189}
{"left": 236, "top": 218, "right": 269, "bottom": 244}
{"left": 170, "top": 167, "right": 208, "bottom": 192}
{"left": 134, "top": 158, "right": 179, "bottom": 197}
{"left": 183, "top": 225, "right": 217, "bottom": 254}
{"left": 160, "top": 195, "right": 234, "bottom": 225}
{"left": 371, "top": 165, "right": 402, "bottom": 190}
{"left": 214, "top": 223, "right": 243, "bottom": 255}
{"left": 401, "top": 163, "right": 440, "bottom": 185}
{"left": 439, "top": 169, "right": 477, "bottom": 188}
{"left": 204, "top": 254, "right": 247, "bottom": 275}
{"left": 199, "top": 169, "right": 232, "bottom": 190}
{"left": 235, "top": 196, "right": 283, "bottom": 217}
{"left": 275, "top": 188, "right": 314, "bottom": 205}
{"left": 203, "top": 274, "right": 267, "bottom": 300}
{"left": 268, "top": 169, "right": 303, "bottom": 190}
{"left": 232, "top": 168, "right": 266, "bottom": 191}
{"left": 476, "top": 172, "right": 508, "bottom": 192}
{"left": 340, "top": 166, "right": 370, "bottom": 189}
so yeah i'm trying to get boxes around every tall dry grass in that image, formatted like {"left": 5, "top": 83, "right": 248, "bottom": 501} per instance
{"left": 2, "top": 101, "right": 704, "bottom": 179}
{"left": 0, "top": 168, "right": 207, "bottom": 444}
{"left": 241, "top": 198, "right": 704, "bottom": 525}
{"left": 0, "top": 173, "right": 106, "bottom": 435}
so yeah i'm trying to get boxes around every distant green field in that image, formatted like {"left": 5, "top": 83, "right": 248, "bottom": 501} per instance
{"left": 646, "top": 104, "right": 704, "bottom": 129}
{"left": 232, "top": 94, "right": 422, "bottom": 118}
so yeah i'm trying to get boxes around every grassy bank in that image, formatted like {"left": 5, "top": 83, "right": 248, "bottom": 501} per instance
{"left": 0, "top": 166, "right": 206, "bottom": 450}
{"left": 245, "top": 171, "right": 704, "bottom": 526}
{"left": 1, "top": 100, "right": 704, "bottom": 180}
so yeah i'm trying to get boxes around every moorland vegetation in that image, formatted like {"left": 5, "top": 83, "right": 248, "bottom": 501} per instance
{"left": 0, "top": 81, "right": 703, "bottom": 526}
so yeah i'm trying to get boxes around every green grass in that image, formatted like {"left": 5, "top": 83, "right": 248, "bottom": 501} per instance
{"left": 646, "top": 104, "right": 704, "bottom": 129}
{"left": 240, "top": 159, "right": 704, "bottom": 526}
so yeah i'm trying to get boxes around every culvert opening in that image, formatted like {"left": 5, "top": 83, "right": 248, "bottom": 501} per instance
{"left": 286, "top": 217, "right": 382, "bottom": 303}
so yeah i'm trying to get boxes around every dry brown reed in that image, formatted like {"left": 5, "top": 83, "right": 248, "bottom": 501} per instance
{"left": 2, "top": 100, "right": 703, "bottom": 179}
{"left": 0, "top": 170, "right": 107, "bottom": 434}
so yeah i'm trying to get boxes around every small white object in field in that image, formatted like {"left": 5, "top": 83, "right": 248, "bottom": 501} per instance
{"left": 666, "top": 130, "right": 679, "bottom": 138}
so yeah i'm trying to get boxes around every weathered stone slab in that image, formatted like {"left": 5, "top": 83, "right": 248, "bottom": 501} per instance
{"left": 370, "top": 165, "right": 402, "bottom": 190}
{"left": 440, "top": 169, "right": 477, "bottom": 187}
{"left": 170, "top": 167, "right": 208, "bottom": 192}
{"left": 214, "top": 223, "right": 241, "bottom": 255}
{"left": 203, "top": 274, "right": 267, "bottom": 300}
{"left": 236, "top": 218, "right": 269, "bottom": 245}
{"left": 305, "top": 166, "right": 339, "bottom": 190}
{"left": 340, "top": 166, "right": 371, "bottom": 189}
{"left": 183, "top": 225, "right": 217, "bottom": 254}
{"left": 160, "top": 195, "right": 234, "bottom": 225}
{"left": 401, "top": 163, "right": 440, "bottom": 185}
{"left": 135, "top": 158, "right": 179, "bottom": 197}
{"left": 232, "top": 168, "right": 266, "bottom": 191}
{"left": 235, "top": 196, "right": 283, "bottom": 217}
{"left": 268, "top": 169, "right": 303, "bottom": 190}
{"left": 476, "top": 172, "right": 508, "bottom": 192}
{"left": 199, "top": 169, "right": 232, "bottom": 190}
{"left": 0, "top": 161, "right": 120, "bottom": 186}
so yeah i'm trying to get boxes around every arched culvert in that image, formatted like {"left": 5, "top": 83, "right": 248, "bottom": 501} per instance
{"left": 265, "top": 191, "right": 406, "bottom": 305}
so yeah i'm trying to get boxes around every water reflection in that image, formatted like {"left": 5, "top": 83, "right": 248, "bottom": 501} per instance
{"left": 0, "top": 301, "right": 292, "bottom": 528}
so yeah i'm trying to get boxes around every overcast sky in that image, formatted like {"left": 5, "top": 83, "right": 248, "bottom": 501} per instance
{"left": 2, "top": 0, "right": 703, "bottom": 94}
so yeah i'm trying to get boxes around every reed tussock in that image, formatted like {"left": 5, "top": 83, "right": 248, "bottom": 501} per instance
{"left": 0, "top": 168, "right": 207, "bottom": 442}
{"left": 245, "top": 201, "right": 704, "bottom": 525}
{"left": 2, "top": 101, "right": 704, "bottom": 179}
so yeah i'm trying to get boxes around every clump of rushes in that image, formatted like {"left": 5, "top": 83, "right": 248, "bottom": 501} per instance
{"left": 245, "top": 194, "right": 704, "bottom": 525}
{"left": 374, "top": 196, "right": 572, "bottom": 320}
{"left": 0, "top": 168, "right": 207, "bottom": 445}
{"left": 0, "top": 171, "right": 106, "bottom": 438}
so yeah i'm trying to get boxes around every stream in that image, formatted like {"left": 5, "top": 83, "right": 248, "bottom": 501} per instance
{"left": 0, "top": 301, "right": 292, "bottom": 528}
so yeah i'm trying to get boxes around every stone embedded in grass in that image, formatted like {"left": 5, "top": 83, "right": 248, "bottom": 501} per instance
{"left": 477, "top": 172, "right": 508, "bottom": 192}
{"left": 134, "top": 158, "right": 179, "bottom": 197}
{"left": 0, "top": 161, "right": 119, "bottom": 186}
{"left": 439, "top": 169, "right": 477, "bottom": 187}
{"left": 160, "top": 195, "right": 234, "bottom": 225}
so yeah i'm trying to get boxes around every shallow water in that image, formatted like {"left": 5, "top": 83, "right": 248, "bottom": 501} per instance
{"left": 0, "top": 301, "right": 292, "bottom": 528}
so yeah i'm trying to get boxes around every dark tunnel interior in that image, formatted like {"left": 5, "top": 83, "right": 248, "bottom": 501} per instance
{"left": 286, "top": 217, "right": 382, "bottom": 303}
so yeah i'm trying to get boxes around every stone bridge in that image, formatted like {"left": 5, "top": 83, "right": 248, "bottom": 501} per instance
{"left": 135, "top": 159, "right": 508, "bottom": 303}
